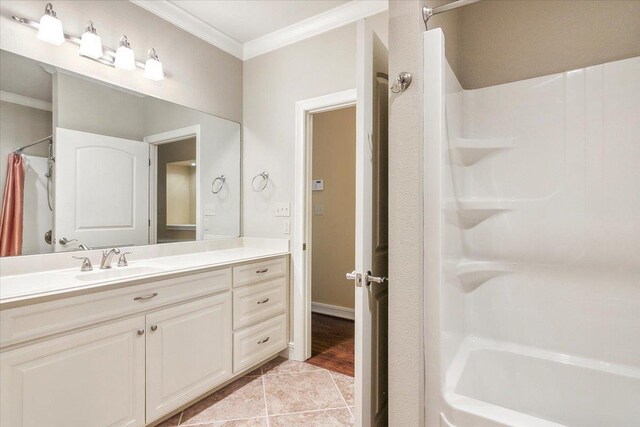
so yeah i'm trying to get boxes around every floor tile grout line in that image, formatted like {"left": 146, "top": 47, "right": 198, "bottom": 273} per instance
{"left": 261, "top": 373, "right": 271, "bottom": 427}
{"left": 180, "top": 416, "right": 269, "bottom": 426}
{"left": 328, "top": 369, "right": 353, "bottom": 419}
{"left": 268, "top": 406, "right": 354, "bottom": 418}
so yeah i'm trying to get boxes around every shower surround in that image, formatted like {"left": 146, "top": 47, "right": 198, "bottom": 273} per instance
{"left": 424, "top": 29, "right": 640, "bottom": 426}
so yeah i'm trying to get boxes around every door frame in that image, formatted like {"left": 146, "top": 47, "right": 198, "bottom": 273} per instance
{"left": 292, "top": 89, "right": 357, "bottom": 361}
{"left": 144, "top": 125, "right": 201, "bottom": 244}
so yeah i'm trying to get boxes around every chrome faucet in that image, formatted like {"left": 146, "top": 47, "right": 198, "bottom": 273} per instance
{"left": 100, "top": 248, "right": 121, "bottom": 269}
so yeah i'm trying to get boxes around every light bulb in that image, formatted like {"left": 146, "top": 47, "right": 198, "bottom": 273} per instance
{"left": 114, "top": 35, "right": 135, "bottom": 70}
{"left": 79, "top": 21, "right": 103, "bottom": 59}
{"left": 37, "top": 3, "right": 64, "bottom": 46}
{"left": 144, "top": 48, "right": 165, "bottom": 81}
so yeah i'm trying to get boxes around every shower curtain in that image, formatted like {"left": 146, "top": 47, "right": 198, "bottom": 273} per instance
{"left": 0, "top": 153, "right": 25, "bottom": 256}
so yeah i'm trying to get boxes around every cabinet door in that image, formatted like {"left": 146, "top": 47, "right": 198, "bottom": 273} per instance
{"left": 0, "top": 316, "right": 146, "bottom": 427}
{"left": 146, "top": 293, "right": 232, "bottom": 422}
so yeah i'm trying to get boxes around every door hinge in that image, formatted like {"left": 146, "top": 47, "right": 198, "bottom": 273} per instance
{"left": 303, "top": 243, "right": 307, "bottom": 251}
{"left": 149, "top": 158, "right": 151, "bottom": 166}
{"left": 148, "top": 219, "right": 151, "bottom": 227}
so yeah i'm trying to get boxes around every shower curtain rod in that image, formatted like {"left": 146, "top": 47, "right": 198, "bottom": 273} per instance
{"left": 423, "top": 0, "right": 482, "bottom": 30}
{"left": 14, "top": 135, "right": 53, "bottom": 153}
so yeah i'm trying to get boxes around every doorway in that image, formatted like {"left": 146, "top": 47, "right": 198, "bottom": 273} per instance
{"left": 305, "top": 106, "right": 357, "bottom": 377}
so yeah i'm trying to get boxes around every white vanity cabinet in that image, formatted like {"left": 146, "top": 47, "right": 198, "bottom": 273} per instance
{"left": 0, "top": 254, "right": 289, "bottom": 427}
{"left": 145, "top": 293, "right": 232, "bottom": 422}
{"left": 0, "top": 316, "right": 147, "bottom": 427}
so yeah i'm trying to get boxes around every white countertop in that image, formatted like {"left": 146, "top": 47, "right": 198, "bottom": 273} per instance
{"left": 1, "top": 245, "right": 288, "bottom": 306}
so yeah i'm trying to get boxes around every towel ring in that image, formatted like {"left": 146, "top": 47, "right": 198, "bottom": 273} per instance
{"left": 251, "top": 171, "right": 269, "bottom": 192}
{"left": 211, "top": 175, "right": 226, "bottom": 194}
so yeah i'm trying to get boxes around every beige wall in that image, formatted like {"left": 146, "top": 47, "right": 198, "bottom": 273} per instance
{"left": 157, "top": 138, "right": 196, "bottom": 243}
{"left": 242, "top": 11, "right": 387, "bottom": 240}
{"left": 0, "top": 101, "right": 52, "bottom": 206}
{"left": 311, "top": 106, "right": 356, "bottom": 310}
{"left": 55, "top": 73, "right": 144, "bottom": 140}
{"left": 388, "top": 1, "right": 425, "bottom": 426}
{"left": 166, "top": 163, "right": 196, "bottom": 225}
{"left": 430, "top": 0, "right": 640, "bottom": 89}
{"left": 0, "top": 0, "right": 242, "bottom": 122}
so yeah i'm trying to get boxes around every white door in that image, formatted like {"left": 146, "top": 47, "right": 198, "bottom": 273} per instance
{"left": 54, "top": 128, "right": 149, "bottom": 250}
{"left": 0, "top": 316, "right": 146, "bottom": 427}
{"left": 145, "top": 293, "right": 232, "bottom": 422}
{"left": 351, "top": 19, "right": 389, "bottom": 427}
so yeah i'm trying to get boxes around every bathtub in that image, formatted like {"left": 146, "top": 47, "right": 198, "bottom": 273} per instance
{"left": 441, "top": 338, "right": 640, "bottom": 427}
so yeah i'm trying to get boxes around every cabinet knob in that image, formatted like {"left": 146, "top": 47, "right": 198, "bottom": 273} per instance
{"left": 137, "top": 329, "right": 145, "bottom": 335}
{"left": 150, "top": 325, "right": 158, "bottom": 332}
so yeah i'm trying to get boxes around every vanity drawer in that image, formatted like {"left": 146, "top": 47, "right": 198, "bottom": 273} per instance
{"left": 1, "top": 268, "right": 231, "bottom": 348}
{"left": 233, "top": 313, "right": 287, "bottom": 373}
{"left": 232, "top": 257, "right": 287, "bottom": 287}
{"left": 233, "top": 277, "right": 286, "bottom": 330}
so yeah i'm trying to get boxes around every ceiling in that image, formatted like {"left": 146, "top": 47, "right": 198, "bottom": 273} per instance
{"left": 170, "top": 0, "right": 350, "bottom": 44}
{"left": 132, "top": 0, "right": 388, "bottom": 60}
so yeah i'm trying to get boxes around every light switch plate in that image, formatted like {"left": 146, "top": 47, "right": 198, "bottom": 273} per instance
{"left": 274, "top": 202, "right": 291, "bottom": 217}
{"left": 312, "top": 179, "right": 324, "bottom": 191}
{"left": 314, "top": 204, "right": 324, "bottom": 215}
{"left": 204, "top": 204, "right": 215, "bottom": 216}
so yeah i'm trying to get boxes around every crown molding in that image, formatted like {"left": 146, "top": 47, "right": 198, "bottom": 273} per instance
{"left": 0, "top": 91, "right": 52, "bottom": 112}
{"left": 243, "top": 0, "right": 388, "bottom": 60}
{"left": 130, "top": 0, "right": 388, "bottom": 61}
{"left": 130, "top": 0, "right": 244, "bottom": 60}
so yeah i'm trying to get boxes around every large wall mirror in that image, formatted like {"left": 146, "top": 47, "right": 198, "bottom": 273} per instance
{"left": 0, "top": 49, "right": 241, "bottom": 256}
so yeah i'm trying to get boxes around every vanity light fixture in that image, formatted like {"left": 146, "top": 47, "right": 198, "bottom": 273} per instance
{"left": 114, "top": 35, "right": 135, "bottom": 70}
{"left": 144, "top": 48, "right": 165, "bottom": 81}
{"left": 78, "top": 21, "right": 103, "bottom": 60}
{"left": 37, "top": 3, "right": 64, "bottom": 46}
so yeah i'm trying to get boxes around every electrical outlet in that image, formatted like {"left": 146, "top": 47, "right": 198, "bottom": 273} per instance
{"left": 314, "top": 204, "right": 324, "bottom": 215}
{"left": 274, "top": 202, "right": 291, "bottom": 217}
{"left": 282, "top": 220, "right": 291, "bottom": 234}
{"left": 204, "top": 204, "right": 215, "bottom": 216}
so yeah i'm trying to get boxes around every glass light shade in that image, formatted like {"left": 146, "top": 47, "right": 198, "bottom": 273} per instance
{"left": 144, "top": 57, "right": 164, "bottom": 81}
{"left": 37, "top": 14, "right": 64, "bottom": 46}
{"left": 114, "top": 45, "right": 135, "bottom": 70}
{"left": 79, "top": 31, "right": 103, "bottom": 59}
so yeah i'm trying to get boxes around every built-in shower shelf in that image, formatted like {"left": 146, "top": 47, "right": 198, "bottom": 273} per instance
{"left": 454, "top": 199, "right": 515, "bottom": 228}
{"left": 451, "top": 137, "right": 516, "bottom": 166}
{"left": 456, "top": 260, "right": 516, "bottom": 291}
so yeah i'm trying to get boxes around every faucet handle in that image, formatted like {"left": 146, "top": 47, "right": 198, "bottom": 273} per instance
{"left": 72, "top": 256, "right": 93, "bottom": 272}
{"left": 118, "top": 252, "right": 133, "bottom": 267}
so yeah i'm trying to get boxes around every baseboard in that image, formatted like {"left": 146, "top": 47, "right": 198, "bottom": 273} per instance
{"left": 311, "top": 302, "right": 355, "bottom": 320}
{"left": 279, "top": 341, "right": 295, "bottom": 359}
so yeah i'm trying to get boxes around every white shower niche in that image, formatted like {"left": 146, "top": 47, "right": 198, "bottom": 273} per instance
{"left": 424, "top": 29, "right": 640, "bottom": 427}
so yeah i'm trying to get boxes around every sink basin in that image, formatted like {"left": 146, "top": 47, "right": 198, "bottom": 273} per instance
{"left": 75, "top": 266, "right": 164, "bottom": 282}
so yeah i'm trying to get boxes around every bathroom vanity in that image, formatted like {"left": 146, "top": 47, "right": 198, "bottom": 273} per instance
{"left": 0, "top": 240, "right": 289, "bottom": 427}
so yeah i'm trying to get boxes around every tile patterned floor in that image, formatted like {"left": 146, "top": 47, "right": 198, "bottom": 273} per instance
{"left": 156, "top": 357, "right": 355, "bottom": 427}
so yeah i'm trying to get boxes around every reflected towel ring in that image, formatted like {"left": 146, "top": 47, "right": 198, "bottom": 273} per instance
{"left": 252, "top": 171, "right": 269, "bottom": 192}
{"left": 211, "top": 175, "right": 226, "bottom": 194}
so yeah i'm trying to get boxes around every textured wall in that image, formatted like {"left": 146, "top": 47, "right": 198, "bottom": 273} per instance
{"left": 388, "top": 1, "right": 425, "bottom": 425}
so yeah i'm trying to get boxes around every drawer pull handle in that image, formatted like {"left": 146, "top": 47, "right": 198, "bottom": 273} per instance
{"left": 133, "top": 292, "right": 158, "bottom": 301}
{"left": 256, "top": 268, "right": 269, "bottom": 274}
{"left": 257, "top": 337, "right": 270, "bottom": 344}
{"left": 257, "top": 298, "right": 270, "bottom": 304}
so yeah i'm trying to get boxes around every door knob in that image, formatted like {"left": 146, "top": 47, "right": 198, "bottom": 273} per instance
{"left": 346, "top": 271, "right": 363, "bottom": 287}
